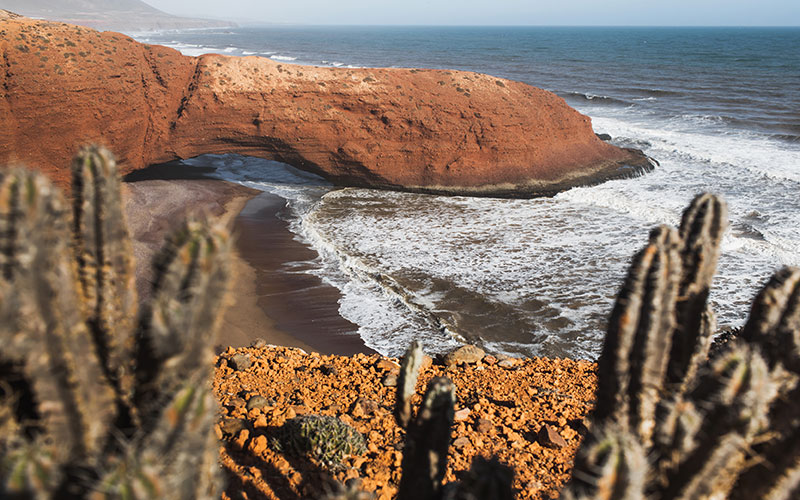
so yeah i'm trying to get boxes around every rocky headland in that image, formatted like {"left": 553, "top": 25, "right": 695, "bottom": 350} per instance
{"left": 0, "top": 1, "right": 233, "bottom": 32}
{"left": 0, "top": 14, "right": 652, "bottom": 198}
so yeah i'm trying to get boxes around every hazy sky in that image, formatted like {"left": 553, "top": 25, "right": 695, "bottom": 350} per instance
{"left": 144, "top": 0, "right": 800, "bottom": 26}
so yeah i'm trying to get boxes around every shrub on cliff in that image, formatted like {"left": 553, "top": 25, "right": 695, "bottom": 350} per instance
{"left": 0, "top": 147, "right": 230, "bottom": 499}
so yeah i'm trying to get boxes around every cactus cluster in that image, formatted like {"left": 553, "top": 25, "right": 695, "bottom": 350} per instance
{"left": 563, "top": 193, "right": 800, "bottom": 500}
{"left": 274, "top": 414, "right": 366, "bottom": 467}
{"left": 0, "top": 146, "right": 231, "bottom": 499}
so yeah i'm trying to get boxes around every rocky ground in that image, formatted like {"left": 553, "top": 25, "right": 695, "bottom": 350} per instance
{"left": 213, "top": 345, "right": 597, "bottom": 499}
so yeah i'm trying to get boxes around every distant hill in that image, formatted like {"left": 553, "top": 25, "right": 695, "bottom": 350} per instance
{"left": 0, "top": 0, "right": 235, "bottom": 32}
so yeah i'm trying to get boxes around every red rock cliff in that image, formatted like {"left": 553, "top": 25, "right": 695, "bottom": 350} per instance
{"left": 0, "top": 16, "right": 652, "bottom": 197}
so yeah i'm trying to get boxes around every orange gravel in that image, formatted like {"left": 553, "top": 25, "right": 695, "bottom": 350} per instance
{"left": 214, "top": 345, "right": 597, "bottom": 499}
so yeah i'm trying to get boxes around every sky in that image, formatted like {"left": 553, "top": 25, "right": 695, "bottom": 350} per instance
{"left": 143, "top": 0, "right": 800, "bottom": 26}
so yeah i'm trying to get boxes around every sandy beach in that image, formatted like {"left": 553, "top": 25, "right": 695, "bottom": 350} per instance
{"left": 123, "top": 165, "right": 373, "bottom": 355}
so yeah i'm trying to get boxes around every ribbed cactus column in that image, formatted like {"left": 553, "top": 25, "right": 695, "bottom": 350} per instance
{"left": 0, "top": 168, "right": 115, "bottom": 492}
{"left": 668, "top": 193, "right": 727, "bottom": 390}
{"left": 593, "top": 224, "right": 681, "bottom": 447}
{"left": 71, "top": 146, "right": 138, "bottom": 401}
{"left": 134, "top": 218, "right": 230, "bottom": 426}
{"left": 397, "top": 376, "right": 456, "bottom": 500}
{"left": 0, "top": 148, "right": 230, "bottom": 499}
{"left": 731, "top": 267, "right": 800, "bottom": 500}
{"left": 561, "top": 425, "right": 646, "bottom": 500}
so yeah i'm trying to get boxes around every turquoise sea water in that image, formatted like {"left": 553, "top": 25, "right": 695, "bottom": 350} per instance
{"left": 134, "top": 27, "right": 800, "bottom": 359}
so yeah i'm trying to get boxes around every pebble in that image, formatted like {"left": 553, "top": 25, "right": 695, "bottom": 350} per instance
{"left": 498, "top": 358, "right": 517, "bottom": 369}
{"left": 248, "top": 434, "right": 268, "bottom": 455}
{"left": 351, "top": 398, "right": 380, "bottom": 417}
{"left": 375, "top": 358, "right": 400, "bottom": 371}
{"left": 444, "top": 345, "right": 486, "bottom": 367}
{"left": 226, "top": 396, "right": 246, "bottom": 409}
{"left": 475, "top": 418, "right": 493, "bottom": 434}
{"left": 538, "top": 424, "right": 568, "bottom": 449}
{"left": 454, "top": 408, "right": 471, "bottom": 421}
{"left": 246, "top": 395, "right": 271, "bottom": 411}
{"left": 249, "top": 338, "right": 268, "bottom": 349}
{"left": 219, "top": 417, "right": 247, "bottom": 436}
{"left": 452, "top": 436, "right": 471, "bottom": 450}
{"left": 382, "top": 373, "right": 398, "bottom": 387}
{"left": 320, "top": 364, "right": 338, "bottom": 376}
{"left": 229, "top": 353, "right": 253, "bottom": 371}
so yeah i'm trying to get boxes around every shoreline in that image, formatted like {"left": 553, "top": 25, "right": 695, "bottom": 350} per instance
{"left": 123, "top": 165, "right": 373, "bottom": 355}
{"left": 233, "top": 192, "right": 376, "bottom": 355}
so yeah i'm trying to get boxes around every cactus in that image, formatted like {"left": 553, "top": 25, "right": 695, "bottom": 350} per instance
{"left": 563, "top": 193, "right": 800, "bottom": 500}
{"left": 593, "top": 224, "right": 681, "bottom": 447}
{"left": 0, "top": 148, "right": 230, "bottom": 499}
{"left": 668, "top": 193, "right": 726, "bottom": 390}
{"left": 71, "top": 146, "right": 138, "bottom": 402}
{"left": 275, "top": 414, "right": 366, "bottom": 467}
{"left": 561, "top": 424, "right": 646, "bottom": 500}
{"left": 442, "top": 456, "right": 515, "bottom": 500}
{"left": 398, "top": 376, "right": 456, "bottom": 500}
{"left": 394, "top": 340, "right": 425, "bottom": 429}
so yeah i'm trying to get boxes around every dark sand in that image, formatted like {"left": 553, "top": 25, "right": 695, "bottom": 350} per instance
{"left": 233, "top": 192, "right": 374, "bottom": 355}
{"left": 123, "top": 161, "right": 372, "bottom": 355}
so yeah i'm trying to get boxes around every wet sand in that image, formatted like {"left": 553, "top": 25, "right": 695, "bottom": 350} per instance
{"left": 123, "top": 163, "right": 372, "bottom": 355}
{"left": 233, "top": 192, "right": 374, "bottom": 355}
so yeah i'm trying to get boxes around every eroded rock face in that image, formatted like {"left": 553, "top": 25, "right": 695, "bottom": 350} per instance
{"left": 0, "top": 16, "right": 652, "bottom": 197}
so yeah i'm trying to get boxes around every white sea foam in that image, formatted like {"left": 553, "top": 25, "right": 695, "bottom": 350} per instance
{"left": 197, "top": 143, "right": 795, "bottom": 359}
{"left": 271, "top": 55, "right": 297, "bottom": 61}
{"left": 167, "top": 91, "right": 799, "bottom": 360}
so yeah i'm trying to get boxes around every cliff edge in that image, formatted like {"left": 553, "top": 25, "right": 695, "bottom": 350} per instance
{"left": 0, "top": 16, "right": 653, "bottom": 197}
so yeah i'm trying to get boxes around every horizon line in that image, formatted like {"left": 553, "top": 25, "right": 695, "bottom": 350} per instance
{"left": 227, "top": 22, "right": 800, "bottom": 28}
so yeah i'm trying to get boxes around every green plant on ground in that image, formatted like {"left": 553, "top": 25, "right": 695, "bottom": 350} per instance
{"left": 0, "top": 146, "right": 231, "bottom": 499}
{"left": 273, "top": 414, "right": 366, "bottom": 468}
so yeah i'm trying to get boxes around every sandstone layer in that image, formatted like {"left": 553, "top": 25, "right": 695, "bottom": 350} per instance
{"left": 215, "top": 345, "right": 597, "bottom": 499}
{"left": 0, "top": 16, "right": 652, "bottom": 197}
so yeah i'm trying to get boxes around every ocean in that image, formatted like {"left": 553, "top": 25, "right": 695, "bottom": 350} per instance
{"left": 132, "top": 26, "right": 800, "bottom": 360}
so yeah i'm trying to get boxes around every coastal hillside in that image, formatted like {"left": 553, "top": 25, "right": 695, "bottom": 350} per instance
{"left": 0, "top": 0, "right": 233, "bottom": 31}
{"left": 0, "top": 15, "right": 651, "bottom": 197}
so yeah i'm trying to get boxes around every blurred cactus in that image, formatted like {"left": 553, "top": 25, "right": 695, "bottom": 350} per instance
{"left": 564, "top": 193, "right": 800, "bottom": 500}
{"left": 71, "top": 147, "right": 138, "bottom": 402}
{"left": 395, "top": 340, "right": 425, "bottom": 429}
{"left": 0, "top": 146, "right": 231, "bottom": 499}
{"left": 393, "top": 342, "right": 515, "bottom": 500}
{"left": 442, "top": 456, "right": 515, "bottom": 500}
{"left": 398, "top": 376, "right": 456, "bottom": 500}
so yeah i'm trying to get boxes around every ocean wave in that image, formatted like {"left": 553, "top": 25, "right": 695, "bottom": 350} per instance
{"left": 271, "top": 55, "right": 297, "bottom": 61}
{"left": 562, "top": 91, "right": 628, "bottom": 106}
{"left": 624, "top": 87, "right": 683, "bottom": 97}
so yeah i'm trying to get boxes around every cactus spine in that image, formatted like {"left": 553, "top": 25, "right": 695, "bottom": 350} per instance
{"left": 0, "top": 147, "right": 230, "bottom": 499}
